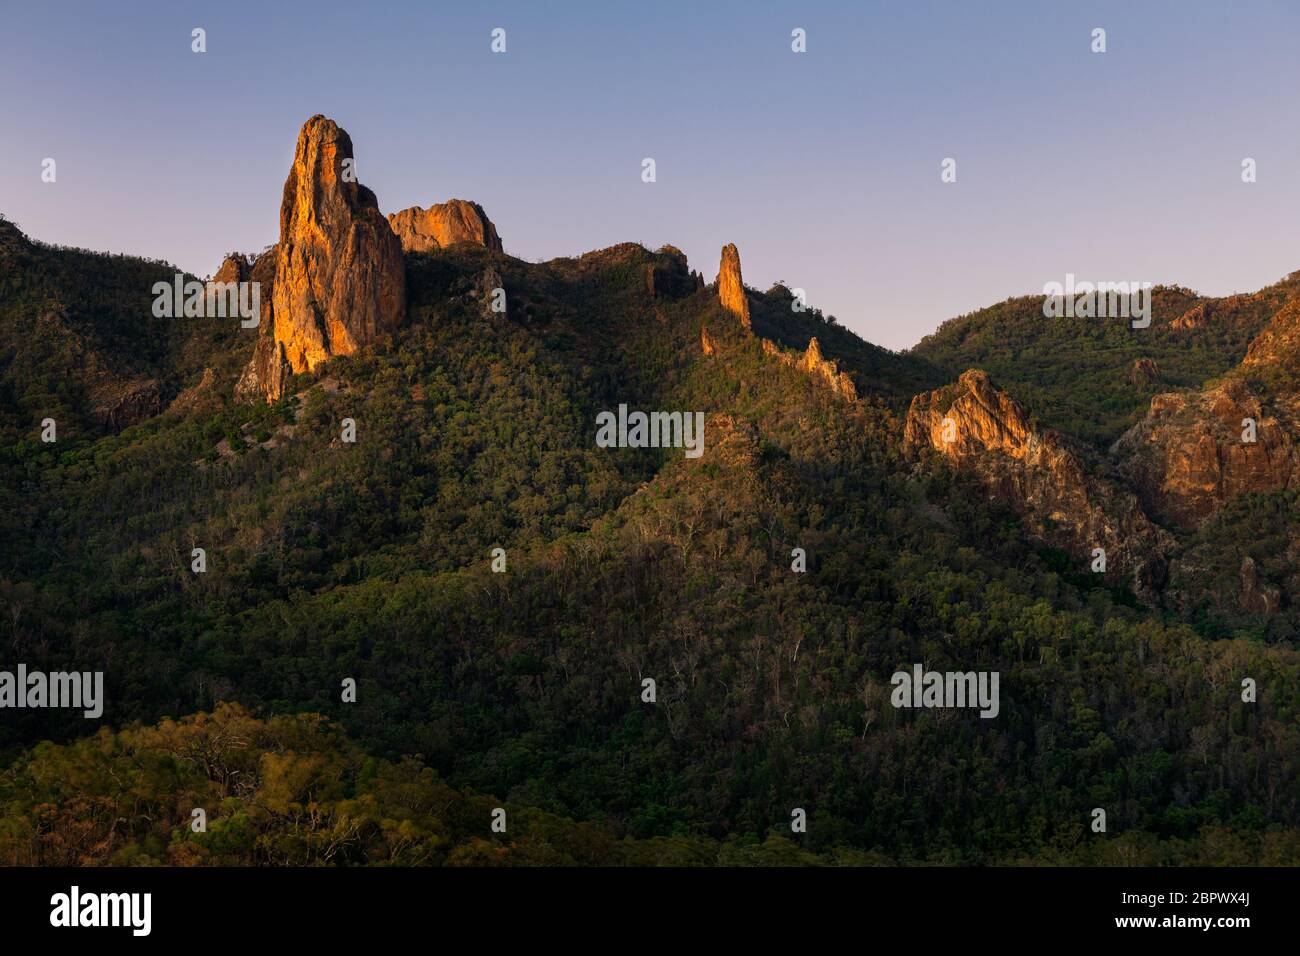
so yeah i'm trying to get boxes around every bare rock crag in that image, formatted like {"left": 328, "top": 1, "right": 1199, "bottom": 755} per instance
{"left": 1112, "top": 378, "right": 1300, "bottom": 529}
{"left": 209, "top": 253, "right": 248, "bottom": 286}
{"left": 905, "top": 369, "right": 1172, "bottom": 600}
{"left": 1242, "top": 296, "right": 1300, "bottom": 373}
{"left": 386, "top": 200, "right": 503, "bottom": 254}
{"left": 267, "top": 115, "right": 405, "bottom": 384}
{"left": 717, "top": 243, "right": 750, "bottom": 329}
{"left": 1113, "top": 297, "right": 1300, "bottom": 529}
{"left": 234, "top": 248, "right": 287, "bottom": 401}
{"left": 645, "top": 246, "right": 698, "bottom": 300}
{"left": 762, "top": 337, "right": 857, "bottom": 402}
{"left": 1130, "top": 357, "right": 1161, "bottom": 387}
{"left": 95, "top": 380, "right": 162, "bottom": 431}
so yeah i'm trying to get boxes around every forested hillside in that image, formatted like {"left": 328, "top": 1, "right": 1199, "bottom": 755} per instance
{"left": 2, "top": 213, "right": 1299, "bottom": 865}
{"left": 910, "top": 280, "right": 1300, "bottom": 448}
{"left": 5, "top": 704, "right": 1295, "bottom": 866}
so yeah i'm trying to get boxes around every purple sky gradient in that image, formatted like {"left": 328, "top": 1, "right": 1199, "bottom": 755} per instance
{"left": 2, "top": 0, "right": 1298, "bottom": 350}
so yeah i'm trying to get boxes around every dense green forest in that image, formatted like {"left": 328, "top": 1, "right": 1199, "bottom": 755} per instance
{"left": 2, "top": 219, "right": 1298, "bottom": 865}
{"left": 5, "top": 704, "right": 1296, "bottom": 866}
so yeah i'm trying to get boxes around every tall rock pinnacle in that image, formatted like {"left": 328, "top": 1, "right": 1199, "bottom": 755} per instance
{"left": 717, "top": 243, "right": 750, "bottom": 329}
{"left": 387, "top": 200, "right": 503, "bottom": 253}
{"left": 269, "top": 115, "right": 405, "bottom": 379}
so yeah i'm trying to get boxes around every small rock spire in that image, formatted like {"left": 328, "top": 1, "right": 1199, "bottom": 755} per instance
{"left": 717, "top": 243, "right": 750, "bottom": 329}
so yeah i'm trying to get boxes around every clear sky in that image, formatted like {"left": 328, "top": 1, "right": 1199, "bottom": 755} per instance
{"left": 3, "top": 0, "right": 1298, "bottom": 350}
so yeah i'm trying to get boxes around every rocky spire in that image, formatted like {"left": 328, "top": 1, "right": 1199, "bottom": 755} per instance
{"left": 800, "top": 337, "right": 858, "bottom": 401}
{"left": 268, "top": 115, "right": 405, "bottom": 381}
{"left": 717, "top": 243, "right": 750, "bottom": 329}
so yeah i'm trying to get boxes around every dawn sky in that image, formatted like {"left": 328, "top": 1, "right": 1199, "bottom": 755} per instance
{"left": 3, "top": 0, "right": 1298, "bottom": 350}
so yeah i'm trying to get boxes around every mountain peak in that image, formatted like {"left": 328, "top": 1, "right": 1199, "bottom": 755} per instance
{"left": 241, "top": 115, "right": 405, "bottom": 399}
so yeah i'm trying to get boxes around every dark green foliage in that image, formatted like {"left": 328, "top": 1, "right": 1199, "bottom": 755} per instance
{"left": 910, "top": 281, "right": 1299, "bottom": 447}
{"left": 2, "top": 230, "right": 1298, "bottom": 865}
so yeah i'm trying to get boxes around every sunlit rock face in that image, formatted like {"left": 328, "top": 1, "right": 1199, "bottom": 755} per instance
{"left": 717, "top": 243, "right": 750, "bottom": 329}
{"left": 1113, "top": 297, "right": 1300, "bottom": 529}
{"left": 906, "top": 369, "right": 1173, "bottom": 601}
{"left": 1112, "top": 378, "right": 1300, "bottom": 530}
{"left": 270, "top": 115, "right": 405, "bottom": 378}
{"left": 387, "top": 200, "right": 503, "bottom": 254}
{"left": 761, "top": 337, "right": 857, "bottom": 402}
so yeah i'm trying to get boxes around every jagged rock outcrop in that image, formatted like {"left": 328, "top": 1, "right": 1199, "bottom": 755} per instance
{"left": 701, "top": 327, "right": 716, "bottom": 356}
{"left": 1242, "top": 296, "right": 1300, "bottom": 372}
{"left": 93, "top": 379, "right": 162, "bottom": 430}
{"left": 717, "top": 243, "right": 750, "bottom": 329}
{"left": 1112, "top": 377, "right": 1300, "bottom": 528}
{"left": 1113, "top": 295, "right": 1300, "bottom": 530}
{"left": 237, "top": 336, "right": 291, "bottom": 402}
{"left": 1171, "top": 301, "right": 1211, "bottom": 331}
{"left": 1170, "top": 292, "right": 1269, "bottom": 333}
{"left": 1130, "top": 357, "right": 1161, "bottom": 387}
{"left": 1240, "top": 555, "right": 1281, "bottom": 615}
{"left": 762, "top": 338, "right": 857, "bottom": 401}
{"left": 210, "top": 253, "right": 249, "bottom": 286}
{"left": 214, "top": 246, "right": 276, "bottom": 329}
{"left": 386, "top": 200, "right": 503, "bottom": 253}
{"left": 801, "top": 338, "right": 858, "bottom": 401}
{"left": 905, "top": 369, "right": 1173, "bottom": 600}
{"left": 262, "top": 115, "right": 405, "bottom": 389}
{"left": 645, "top": 246, "right": 697, "bottom": 300}
{"left": 235, "top": 247, "right": 286, "bottom": 401}
{"left": 1109, "top": 297, "right": 1300, "bottom": 619}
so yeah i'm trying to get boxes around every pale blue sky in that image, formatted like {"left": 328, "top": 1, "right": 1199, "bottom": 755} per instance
{"left": 3, "top": 0, "right": 1298, "bottom": 349}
